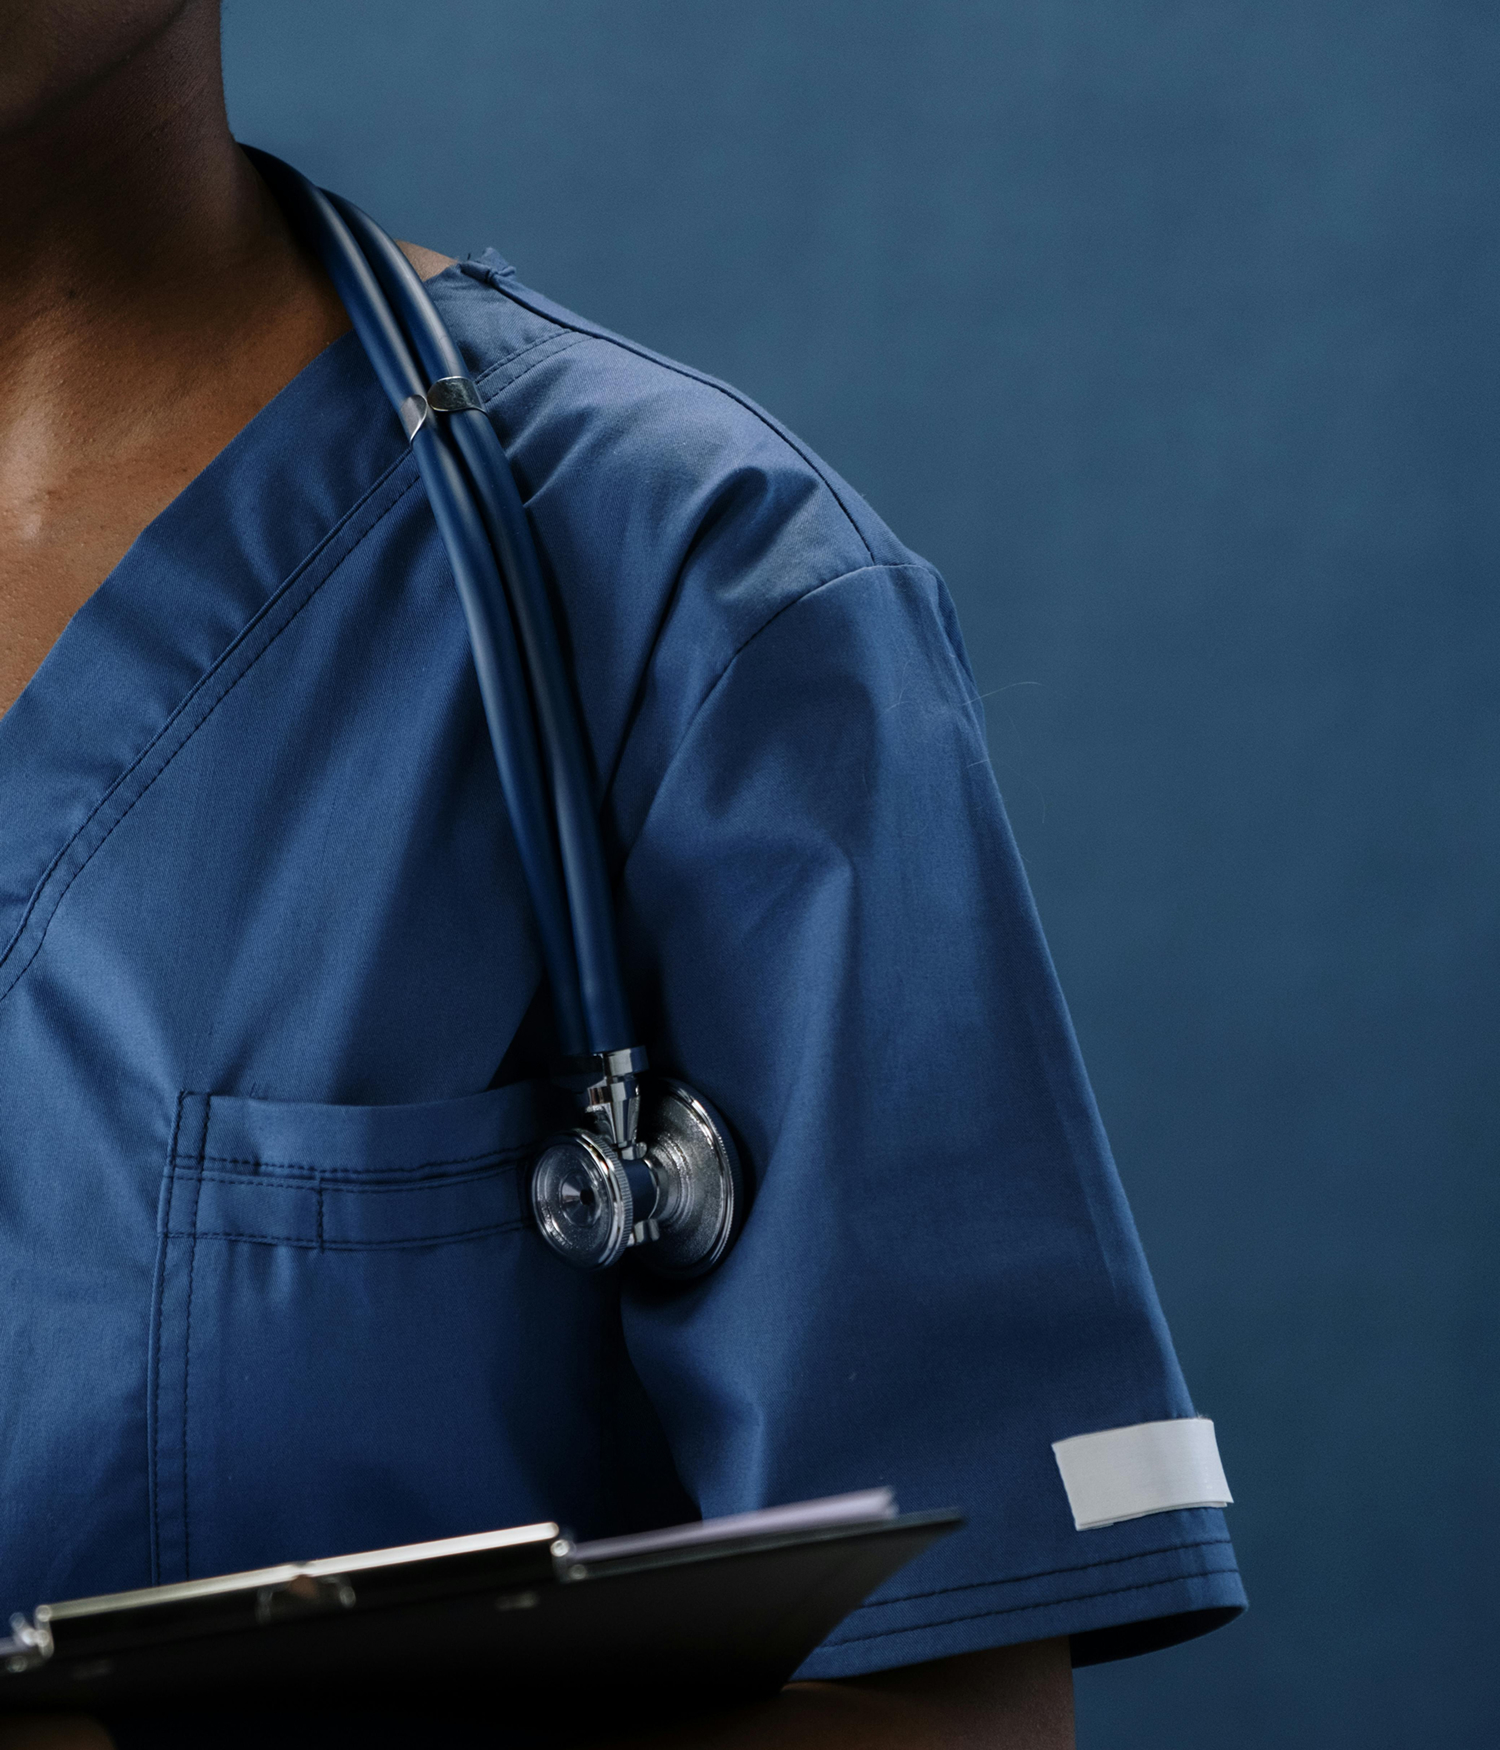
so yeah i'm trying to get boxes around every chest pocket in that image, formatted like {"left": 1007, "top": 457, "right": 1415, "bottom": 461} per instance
{"left": 148, "top": 1082, "right": 617, "bottom": 1584}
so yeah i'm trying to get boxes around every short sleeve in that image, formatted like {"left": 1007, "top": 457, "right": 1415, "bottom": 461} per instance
{"left": 614, "top": 560, "right": 1245, "bottom": 1675}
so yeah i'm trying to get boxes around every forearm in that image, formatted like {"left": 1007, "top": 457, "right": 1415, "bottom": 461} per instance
{"left": 600, "top": 1638, "right": 1075, "bottom": 1750}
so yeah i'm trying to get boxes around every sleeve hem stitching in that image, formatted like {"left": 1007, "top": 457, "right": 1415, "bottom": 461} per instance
{"left": 824, "top": 1562, "right": 1244, "bottom": 1647}
{"left": 856, "top": 1534, "right": 1235, "bottom": 1610}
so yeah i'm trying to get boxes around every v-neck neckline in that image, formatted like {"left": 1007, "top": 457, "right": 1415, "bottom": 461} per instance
{"left": 0, "top": 262, "right": 468, "bottom": 966}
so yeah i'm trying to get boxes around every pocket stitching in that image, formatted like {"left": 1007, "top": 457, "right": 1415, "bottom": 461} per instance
{"left": 178, "top": 1095, "right": 211, "bottom": 1578}
{"left": 148, "top": 1091, "right": 186, "bottom": 1585}
{"left": 185, "top": 1218, "right": 533, "bottom": 1251}
{"left": 189, "top": 1161, "right": 530, "bottom": 1194}
{"left": 196, "top": 1143, "right": 535, "bottom": 1177}
{"left": 166, "top": 1094, "right": 543, "bottom": 1253}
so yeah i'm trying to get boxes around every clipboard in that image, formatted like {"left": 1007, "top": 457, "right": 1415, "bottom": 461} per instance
{"left": 0, "top": 1491, "right": 960, "bottom": 1718}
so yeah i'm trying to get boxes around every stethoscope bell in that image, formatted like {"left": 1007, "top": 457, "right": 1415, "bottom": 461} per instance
{"left": 531, "top": 1078, "right": 741, "bottom": 1277}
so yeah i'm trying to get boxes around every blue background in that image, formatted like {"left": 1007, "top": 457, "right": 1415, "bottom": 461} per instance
{"left": 221, "top": 3, "right": 1498, "bottom": 1744}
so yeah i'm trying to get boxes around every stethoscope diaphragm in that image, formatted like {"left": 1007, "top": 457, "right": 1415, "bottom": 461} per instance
{"left": 531, "top": 1079, "right": 741, "bottom": 1276}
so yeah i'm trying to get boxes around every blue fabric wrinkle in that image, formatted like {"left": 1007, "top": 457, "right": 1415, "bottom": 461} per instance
{"left": 0, "top": 253, "right": 1241, "bottom": 1676}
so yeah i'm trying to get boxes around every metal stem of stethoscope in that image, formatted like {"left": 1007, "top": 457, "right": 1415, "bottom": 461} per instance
{"left": 246, "top": 149, "right": 740, "bottom": 1277}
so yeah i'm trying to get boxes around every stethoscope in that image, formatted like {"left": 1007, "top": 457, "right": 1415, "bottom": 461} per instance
{"left": 246, "top": 150, "right": 740, "bottom": 1279}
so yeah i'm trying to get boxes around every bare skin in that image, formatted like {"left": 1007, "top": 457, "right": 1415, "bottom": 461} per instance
{"left": 0, "top": 0, "right": 451, "bottom": 719}
{"left": 0, "top": 3, "right": 1075, "bottom": 1745}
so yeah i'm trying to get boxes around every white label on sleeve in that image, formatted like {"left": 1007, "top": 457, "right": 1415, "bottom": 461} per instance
{"left": 1051, "top": 1417, "right": 1232, "bottom": 1531}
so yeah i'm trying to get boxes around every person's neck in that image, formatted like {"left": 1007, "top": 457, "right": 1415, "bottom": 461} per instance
{"left": 0, "top": 2, "right": 355, "bottom": 719}
{"left": 0, "top": 6, "right": 317, "bottom": 406}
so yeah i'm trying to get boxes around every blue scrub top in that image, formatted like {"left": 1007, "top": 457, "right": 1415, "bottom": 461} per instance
{"left": 0, "top": 250, "right": 1243, "bottom": 1678}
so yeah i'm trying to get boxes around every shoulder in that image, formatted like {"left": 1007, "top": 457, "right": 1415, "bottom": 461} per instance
{"left": 428, "top": 253, "right": 917, "bottom": 596}
{"left": 423, "top": 254, "right": 961, "bottom": 817}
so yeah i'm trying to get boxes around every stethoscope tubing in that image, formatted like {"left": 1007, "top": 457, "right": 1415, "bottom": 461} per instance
{"left": 245, "top": 148, "right": 603, "bottom": 1058}
{"left": 327, "top": 194, "right": 633, "bottom": 1055}
{"left": 228, "top": 149, "right": 746, "bottom": 1280}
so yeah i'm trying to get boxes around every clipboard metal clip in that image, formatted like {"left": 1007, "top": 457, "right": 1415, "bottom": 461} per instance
{"left": 254, "top": 1571, "right": 357, "bottom": 1625}
{"left": 1, "top": 1611, "right": 53, "bottom": 1674}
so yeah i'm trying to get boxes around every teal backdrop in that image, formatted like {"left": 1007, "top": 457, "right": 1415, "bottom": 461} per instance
{"left": 222, "top": 4, "right": 1499, "bottom": 1744}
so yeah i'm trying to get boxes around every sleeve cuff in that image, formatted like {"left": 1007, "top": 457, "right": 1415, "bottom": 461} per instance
{"left": 791, "top": 1534, "right": 1246, "bottom": 1679}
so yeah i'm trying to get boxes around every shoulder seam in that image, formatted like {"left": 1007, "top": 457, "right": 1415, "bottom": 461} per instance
{"left": 459, "top": 261, "right": 877, "bottom": 566}
{"left": 721, "top": 559, "right": 936, "bottom": 676}
{"left": 613, "top": 560, "right": 936, "bottom": 862}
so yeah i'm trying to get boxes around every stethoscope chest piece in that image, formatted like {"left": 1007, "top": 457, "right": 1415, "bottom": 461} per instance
{"left": 531, "top": 1078, "right": 741, "bottom": 1278}
{"left": 531, "top": 1128, "right": 634, "bottom": 1271}
{"left": 637, "top": 1079, "right": 741, "bottom": 1278}
{"left": 248, "top": 150, "right": 746, "bottom": 1285}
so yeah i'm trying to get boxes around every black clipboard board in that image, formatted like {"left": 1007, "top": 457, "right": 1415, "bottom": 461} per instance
{"left": 0, "top": 1491, "right": 960, "bottom": 1720}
